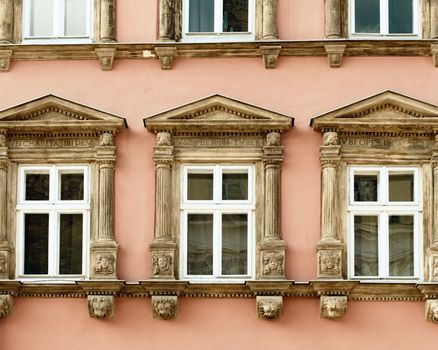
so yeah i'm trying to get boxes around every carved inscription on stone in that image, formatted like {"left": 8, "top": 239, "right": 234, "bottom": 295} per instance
{"left": 426, "top": 300, "right": 438, "bottom": 323}
{"left": 0, "top": 295, "right": 12, "bottom": 318}
{"left": 319, "top": 251, "right": 341, "bottom": 276}
{"left": 152, "top": 295, "right": 177, "bottom": 320}
{"left": 152, "top": 252, "right": 173, "bottom": 276}
{"left": 88, "top": 295, "right": 114, "bottom": 319}
{"left": 174, "top": 138, "right": 263, "bottom": 148}
{"left": 320, "top": 296, "right": 347, "bottom": 320}
{"left": 256, "top": 296, "right": 283, "bottom": 320}
{"left": 8, "top": 138, "right": 98, "bottom": 149}
{"left": 339, "top": 137, "right": 432, "bottom": 151}
{"left": 94, "top": 253, "right": 115, "bottom": 275}
{"left": 263, "top": 251, "right": 284, "bottom": 276}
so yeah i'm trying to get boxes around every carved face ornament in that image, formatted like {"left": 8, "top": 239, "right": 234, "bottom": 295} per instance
{"left": 154, "top": 300, "right": 176, "bottom": 320}
{"left": 91, "top": 297, "right": 112, "bottom": 319}
{"left": 322, "top": 298, "right": 346, "bottom": 319}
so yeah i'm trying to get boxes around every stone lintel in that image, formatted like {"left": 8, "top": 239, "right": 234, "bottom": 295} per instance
{"left": 95, "top": 48, "right": 116, "bottom": 71}
{"left": 0, "top": 49, "right": 12, "bottom": 72}
{"left": 311, "top": 280, "right": 357, "bottom": 296}
{"left": 324, "top": 44, "right": 346, "bottom": 68}
{"left": 77, "top": 280, "right": 125, "bottom": 295}
{"left": 139, "top": 280, "right": 188, "bottom": 296}
{"left": 417, "top": 283, "right": 438, "bottom": 299}
{"left": 260, "top": 45, "right": 282, "bottom": 69}
{"left": 155, "top": 46, "right": 177, "bottom": 70}
{"left": 246, "top": 280, "right": 292, "bottom": 295}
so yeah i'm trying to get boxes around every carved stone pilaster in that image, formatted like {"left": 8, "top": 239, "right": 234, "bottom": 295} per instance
{"left": 0, "top": 49, "right": 12, "bottom": 72}
{"left": 158, "top": 0, "right": 176, "bottom": 42}
{"left": 98, "top": 160, "right": 115, "bottom": 240}
{"left": 0, "top": 133, "right": 10, "bottom": 279}
{"left": 320, "top": 295, "right": 347, "bottom": 320}
{"left": 0, "top": 294, "right": 13, "bottom": 318}
{"left": 88, "top": 295, "right": 115, "bottom": 319}
{"left": 325, "top": 0, "right": 342, "bottom": 38}
{"left": 98, "top": 0, "right": 116, "bottom": 43}
{"left": 431, "top": 0, "right": 438, "bottom": 39}
{"left": 260, "top": 46, "right": 281, "bottom": 69}
{"left": 0, "top": 0, "right": 14, "bottom": 44}
{"left": 325, "top": 44, "right": 346, "bottom": 68}
{"left": 152, "top": 295, "right": 177, "bottom": 320}
{"left": 256, "top": 296, "right": 283, "bottom": 320}
{"left": 262, "top": 0, "right": 278, "bottom": 40}
{"left": 432, "top": 44, "right": 438, "bottom": 67}
{"left": 95, "top": 48, "right": 116, "bottom": 71}
{"left": 155, "top": 46, "right": 177, "bottom": 70}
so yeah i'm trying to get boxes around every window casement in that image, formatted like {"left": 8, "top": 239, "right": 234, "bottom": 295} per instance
{"left": 16, "top": 165, "right": 90, "bottom": 279}
{"left": 348, "top": 166, "right": 422, "bottom": 280}
{"left": 181, "top": 165, "right": 254, "bottom": 280}
{"left": 181, "top": 0, "right": 255, "bottom": 42}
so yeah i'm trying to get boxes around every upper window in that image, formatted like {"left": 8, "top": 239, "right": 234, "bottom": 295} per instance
{"left": 22, "top": 0, "right": 93, "bottom": 43}
{"left": 349, "top": 166, "right": 421, "bottom": 279}
{"left": 350, "top": 0, "right": 419, "bottom": 37}
{"left": 181, "top": 165, "right": 254, "bottom": 280}
{"left": 16, "top": 165, "right": 89, "bottom": 278}
{"left": 182, "top": 0, "right": 254, "bottom": 42}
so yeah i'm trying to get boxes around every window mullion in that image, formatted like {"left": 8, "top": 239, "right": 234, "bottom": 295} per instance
{"left": 215, "top": 0, "right": 223, "bottom": 33}
{"left": 214, "top": 210, "right": 221, "bottom": 277}
{"left": 380, "top": 167, "right": 388, "bottom": 204}
{"left": 379, "top": 212, "right": 389, "bottom": 278}
{"left": 48, "top": 210, "right": 57, "bottom": 276}
{"left": 381, "top": 0, "right": 388, "bottom": 35}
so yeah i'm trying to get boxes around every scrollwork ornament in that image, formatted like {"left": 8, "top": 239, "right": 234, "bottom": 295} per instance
{"left": 152, "top": 296, "right": 177, "bottom": 320}
{"left": 256, "top": 296, "right": 283, "bottom": 320}
{"left": 320, "top": 296, "right": 347, "bottom": 320}
{"left": 88, "top": 295, "right": 114, "bottom": 319}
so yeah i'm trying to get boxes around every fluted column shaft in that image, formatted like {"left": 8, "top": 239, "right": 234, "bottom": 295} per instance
{"left": 100, "top": 0, "right": 116, "bottom": 42}
{"left": 321, "top": 161, "right": 337, "bottom": 240}
{"left": 432, "top": 0, "right": 438, "bottom": 39}
{"left": 264, "top": 162, "right": 281, "bottom": 239}
{"left": 326, "top": 0, "right": 341, "bottom": 38}
{"left": 0, "top": 160, "right": 7, "bottom": 242}
{"left": 155, "top": 161, "right": 172, "bottom": 239}
{"left": 433, "top": 163, "right": 438, "bottom": 244}
{"left": 262, "top": 0, "right": 278, "bottom": 40}
{"left": 98, "top": 161, "right": 115, "bottom": 240}
{"left": 0, "top": 0, "right": 13, "bottom": 44}
{"left": 159, "top": 0, "right": 175, "bottom": 41}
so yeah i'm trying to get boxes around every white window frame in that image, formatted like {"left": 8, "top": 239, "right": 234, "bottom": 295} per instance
{"left": 348, "top": 166, "right": 422, "bottom": 280}
{"left": 181, "top": 0, "right": 255, "bottom": 42}
{"left": 22, "top": 0, "right": 93, "bottom": 44}
{"left": 350, "top": 0, "right": 419, "bottom": 38}
{"left": 16, "top": 165, "right": 90, "bottom": 280}
{"left": 180, "top": 164, "right": 255, "bottom": 282}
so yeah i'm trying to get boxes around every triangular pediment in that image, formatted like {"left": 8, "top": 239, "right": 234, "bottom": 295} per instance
{"left": 0, "top": 95, "right": 127, "bottom": 133}
{"left": 311, "top": 91, "right": 438, "bottom": 133}
{"left": 144, "top": 95, "right": 293, "bottom": 133}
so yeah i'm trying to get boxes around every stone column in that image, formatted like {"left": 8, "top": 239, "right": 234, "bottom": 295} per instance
{"left": 264, "top": 161, "right": 280, "bottom": 239}
{"left": 431, "top": 0, "right": 438, "bottom": 39}
{"left": 0, "top": 0, "right": 14, "bottom": 44}
{"left": 317, "top": 131, "right": 343, "bottom": 279}
{"left": 158, "top": 0, "right": 176, "bottom": 42}
{"left": 98, "top": 161, "right": 115, "bottom": 240}
{"left": 0, "top": 131, "right": 10, "bottom": 279}
{"left": 99, "top": 0, "right": 116, "bottom": 43}
{"left": 262, "top": 0, "right": 278, "bottom": 40}
{"left": 325, "top": 0, "right": 342, "bottom": 38}
{"left": 150, "top": 132, "right": 176, "bottom": 279}
{"left": 429, "top": 137, "right": 438, "bottom": 281}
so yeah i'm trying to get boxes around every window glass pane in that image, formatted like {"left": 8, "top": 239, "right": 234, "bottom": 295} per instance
{"left": 354, "top": 215, "right": 379, "bottom": 276}
{"left": 60, "top": 173, "right": 84, "bottom": 200}
{"left": 223, "top": 0, "right": 248, "bottom": 32}
{"left": 187, "top": 214, "right": 213, "bottom": 275}
{"left": 354, "top": 174, "right": 378, "bottom": 202}
{"left": 222, "top": 214, "right": 247, "bottom": 275}
{"left": 59, "top": 214, "right": 83, "bottom": 274}
{"left": 187, "top": 172, "right": 213, "bottom": 200}
{"left": 24, "top": 214, "right": 49, "bottom": 274}
{"left": 65, "top": 0, "right": 88, "bottom": 36}
{"left": 354, "top": 0, "right": 380, "bottom": 33}
{"left": 389, "top": 215, "right": 414, "bottom": 276}
{"left": 189, "top": 0, "right": 214, "bottom": 32}
{"left": 389, "top": 173, "right": 414, "bottom": 202}
{"left": 25, "top": 173, "right": 50, "bottom": 200}
{"left": 222, "top": 172, "right": 248, "bottom": 200}
{"left": 30, "top": 0, "right": 55, "bottom": 37}
{"left": 389, "top": 0, "right": 413, "bottom": 34}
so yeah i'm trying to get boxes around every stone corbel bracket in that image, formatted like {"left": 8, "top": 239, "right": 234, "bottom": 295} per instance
{"left": 248, "top": 281, "right": 291, "bottom": 320}
{"left": 260, "top": 46, "right": 282, "bottom": 69}
{"left": 311, "top": 280, "right": 357, "bottom": 320}
{"left": 324, "top": 44, "right": 346, "bottom": 68}
{"left": 95, "top": 48, "right": 116, "bottom": 71}
{"left": 155, "top": 46, "right": 177, "bottom": 70}
{"left": 0, "top": 281, "right": 20, "bottom": 319}
{"left": 77, "top": 280, "right": 124, "bottom": 320}
{"left": 256, "top": 296, "right": 283, "bottom": 320}
{"left": 0, "top": 50, "right": 12, "bottom": 72}
{"left": 431, "top": 44, "right": 438, "bottom": 67}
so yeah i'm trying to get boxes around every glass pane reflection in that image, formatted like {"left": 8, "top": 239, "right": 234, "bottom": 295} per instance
{"left": 223, "top": 0, "right": 248, "bottom": 32}
{"left": 59, "top": 214, "right": 83, "bottom": 274}
{"left": 389, "top": 215, "right": 414, "bottom": 276}
{"left": 354, "top": 215, "right": 379, "bottom": 276}
{"left": 222, "top": 214, "right": 247, "bottom": 275}
{"left": 187, "top": 214, "right": 213, "bottom": 275}
{"left": 355, "top": 0, "right": 380, "bottom": 33}
{"left": 354, "top": 174, "right": 378, "bottom": 202}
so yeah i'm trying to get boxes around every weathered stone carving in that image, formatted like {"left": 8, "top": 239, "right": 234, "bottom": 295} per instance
{"left": 95, "top": 48, "right": 116, "bottom": 71}
{"left": 266, "top": 132, "right": 281, "bottom": 146}
{"left": 0, "top": 49, "right": 12, "bottom": 72}
{"left": 99, "top": 0, "right": 116, "bottom": 43}
{"left": 152, "top": 252, "right": 173, "bottom": 277}
{"left": 157, "top": 132, "right": 172, "bottom": 146}
{"left": 152, "top": 295, "right": 177, "bottom": 320}
{"left": 426, "top": 299, "right": 438, "bottom": 323}
{"left": 319, "top": 250, "right": 342, "bottom": 276}
{"left": 158, "top": 0, "right": 175, "bottom": 42}
{"left": 262, "top": 0, "right": 279, "bottom": 40}
{"left": 432, "top": 44, "right": 438, "bottom": 68}
{"left": 430, "top": 0, "right": 438, "bottom": 39}
{"left": 0, "top": 133, "right": 5, "bottom": 147}
{"left": 0, "top": 294, "right": 12, "bottom": 318}
{"left": 256, "top": 296, "right": 283, "bottom": 320}
{"left": 100, "top": 132, "right": 114, "bottom": 146}
{"left": 155, "top": 47, "right": 177, "bottom": 70}
{"left": 95, "top": 253, "right": 115, "bottom": 275}
{"left": 263, "top": 251, "right": 284, "bottom": 276}
{"left": 0, "top": 0, "right": 14, "bottom": 44}
{"left": 326, "top": 0, "right": 342, "bottom": 38}
{"left": 0, "top": 252, "right": 7, "bottom": 275}
{"left": 325, "top": 44, "right": 346, "bottom": 68}
{"left": 323, "top": 131, "right": 338, "bottom": 146}
{"left": 260, "top": 46, "right": 281, "bottom": 69}
{"left": 88, "top": 295, "right": 115, "bottom": 319}
{"left": 431, "top": 256, "right": 438, "bottom": 281}
{"left": 320, "top": 296, "right": 347, "bottom": 320}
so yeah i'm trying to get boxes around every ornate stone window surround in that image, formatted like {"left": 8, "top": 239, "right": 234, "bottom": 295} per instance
{"left": 311, "top": 90, "right": 438, "bottom": 283}
{"left": 0, "top": 0, "right": 116, "bottom": 44}
{"left": 158, "top": 0, "right": 279, "bottom": 42}
{"left": 0, "top": 94, "right": 126, "bottom": 282}
{"left": 325, "top": 0, "right": 438, "bottom": 39}
{"left": 144, "top": 94, "right": 293, "bottom": 283}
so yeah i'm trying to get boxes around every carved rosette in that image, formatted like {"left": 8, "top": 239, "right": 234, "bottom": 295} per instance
{"left": 320, "top": 296, "right": 347, "bottom": 320}
{"left": 256, "top": 296, "right": 283, "bottom": 320}
{"left": 0, "top": 0, "right": 13, "bottom": 44}
{"left": 152, "top": 295, "right": 177, "bottom": 320}
{"left": 0, "top": 294, "right": 13, "bottom": 318}
{"left": 99, "top": 0, "right": 116, "bottom": 43}
{"left": 88, "top": 295, "right": 115, "bottom": 319}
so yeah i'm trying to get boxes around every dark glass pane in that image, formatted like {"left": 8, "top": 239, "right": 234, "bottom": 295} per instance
{"left": 61, "top": 173, "right": 84, "bottom": 200}
{"left": 355, "top": 0, "right": 380, "bottom": 33}
{"left": 223, "top": 0, "right": 248, "bottom": 32}
{"left": 354, "top": 215, "right": 378, "bottom": 276}
{"left": 25, "top": 173, "right": 49, "bottom": 200}
{"left": 59, "top": 214, "right": 83, "bottom": 275}
{"left": 189, "top": 0, "right": 214, "bottom": 32}
{"left": 389, "top": 173, "right": 414, "bottom": 202}
{"left": 389, "top": 0, "right": 413, "bottom": 33}
{"left": 354, "top": 174, "right": 378, "bottom": 202}
{"left": 222, "top": 173, "right": 248, "bottom": 200}
{"left": 389, "top": 215, "right": 414, "bottom": 276}
{"left": 187, "top": 173, "right": 213, "bottom": 200}
{"left": 187, "top": 214, "right": 213, "bottom": 275}
{"left": 24, "top": 214, "right": 49, "bottom": 274}
{"left": 222, "top": 214, "right": 247, "bottom": 275}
